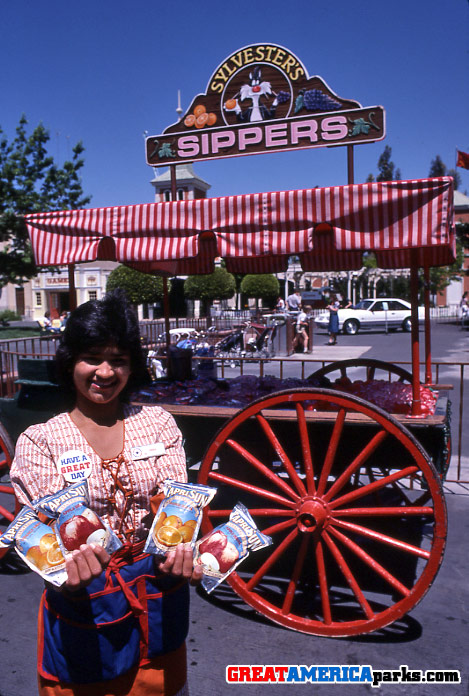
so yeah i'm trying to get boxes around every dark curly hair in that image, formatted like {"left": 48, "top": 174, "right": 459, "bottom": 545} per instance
{"left": 55, "top": 288, "right": 149, "bottom": 402}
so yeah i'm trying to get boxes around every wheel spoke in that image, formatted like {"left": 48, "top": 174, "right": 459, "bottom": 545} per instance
{"left": 316, "top": 408, "right": 346, "bottom": 496}
{"left": 327, "top": 526, "right": 411, "bottom": 597}
{"left": 226, "top": 438, "right": 300, "bottom": 501}
{"left": 296, "top": 403, "right": 316, "bottom": 494}
{"left": 332, "top": 518, "right": 431, "bottom": 559}
{"left": 334, "top": 506, "right": 434, "bottom": 518}
{"left": 324, "top": 430, "right": 388, "bottom": 502}
{"left": 322, "top": 530, "right": 375, "bottom": 619}
{"left": 315, "top": 538, "right": 332, "bottom": 624}
{"left": 207, "top": 471, "right": 297, "bottom": 508}
{"left": 0, "top": 503, "right": 15, "bottom": 522}
{"left": 329, "top": 465, "right": 420, "bottom": 510}
{"left": 245, "top": 528, "right": 299, "bottom": 591}
{"left": 282, "top": 535, "right": 309, "bottom": 615}
{"left": 256, "top": 413, "right": 307, "bottom": 497}
{"left": 262, "top": 517, "right": 297, "bottom": 537}
{"left": 208, "top": 508, "right": 294, "bottom": 519}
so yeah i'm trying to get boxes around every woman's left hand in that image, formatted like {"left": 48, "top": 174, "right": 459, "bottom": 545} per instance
{"left": 157, "top": 543, "right": 203, "bottom": 585}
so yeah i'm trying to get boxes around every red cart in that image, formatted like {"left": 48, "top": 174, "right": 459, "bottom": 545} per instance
{"left": 0, "top": 176, "right": 455, "bottom": 636}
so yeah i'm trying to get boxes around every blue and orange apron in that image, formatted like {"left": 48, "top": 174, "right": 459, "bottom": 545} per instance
{"left": 38, "top": 541, "right": 189, "bottom": 687}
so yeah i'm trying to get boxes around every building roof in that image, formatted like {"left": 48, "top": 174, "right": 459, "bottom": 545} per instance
{"left": 151, "top": 163, "right": 211, "bottom": 191}
{"left": 454, "top": 189, "right": 469, "bottom": 209}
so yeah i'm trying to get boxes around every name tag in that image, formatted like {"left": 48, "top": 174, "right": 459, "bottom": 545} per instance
{"left": 131, "top": 443, "right": 166, "bottom": 461}
{"left": 57, "top": 450, "right": 92, "bottom": 482}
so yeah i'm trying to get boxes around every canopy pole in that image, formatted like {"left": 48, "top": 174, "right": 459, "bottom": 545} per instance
{"left": 68, "top": 264, "right": 77, "bottom": 311}
{"left": 410, "top": 254, "right": 422, "bottom": 416}
{"left": 423, "top": 265, "right": 432, "bottom": 384}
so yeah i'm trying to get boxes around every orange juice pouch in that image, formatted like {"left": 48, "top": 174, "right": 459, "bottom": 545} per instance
{"left": 0, "top": 506, "right": 67, "bottom": 587}
{"left": 144, "top": 480, "right": 216, "bottom": 556}
{"left": 36, "top": 481, "right": 122, "bottom": 556}
{"left": 194, "top": 502, "right": 272, "bottom": 593}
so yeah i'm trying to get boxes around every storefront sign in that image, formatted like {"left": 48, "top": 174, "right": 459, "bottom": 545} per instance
{"left": 146, "top": 43, "right": 385, "bottom": 166}
{"left": 46, "top": 276, "right": 68, "bottom": 286}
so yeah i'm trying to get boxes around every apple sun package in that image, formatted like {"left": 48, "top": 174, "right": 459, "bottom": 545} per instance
{"left": 0, "top": 506, "right": 68, "bottom": 587}
{"left": 35, "top": 481, "right": 122, "bottom": 556}
{"left": 144, "top": 480, "right": 216, "bottom": 556}
{"left": 194, "top": 502, "right": 272, "bottom": 593}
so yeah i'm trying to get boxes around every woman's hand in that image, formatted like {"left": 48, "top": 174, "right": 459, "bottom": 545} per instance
{"left": 64, "top": 543, "right": 111, "bottom": 592}
{"left": 157, "top": 543, "right": 203, "bottom": 585}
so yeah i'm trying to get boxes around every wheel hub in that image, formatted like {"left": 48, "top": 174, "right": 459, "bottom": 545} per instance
{"left": 295, "top": 496, "right": 330, "bottom": 533}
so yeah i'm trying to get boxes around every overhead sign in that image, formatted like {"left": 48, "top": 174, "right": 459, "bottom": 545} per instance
{"left": 146, "top": 43, "right": 385, "bottom": 167}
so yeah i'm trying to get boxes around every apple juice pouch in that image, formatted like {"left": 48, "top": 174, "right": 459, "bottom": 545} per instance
{"left": 36, "top": 481, "right": 122, "bottom": 556}
{"left": 194, "top": 502, "right": 272, "bottom": 593}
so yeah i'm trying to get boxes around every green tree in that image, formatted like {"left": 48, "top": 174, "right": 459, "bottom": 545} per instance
{"left": 367, "top": 145, "right": 401, "bottom": 182}
{"left": 184, "top": 267, "right": 236, "bottom": 316}
{"left": 106, "top": 265, "right": 163, "bottom": 305}
{"left": 429, "top": 155, "right": 461, "bottom": 190}
{"left": 0, "top": 115, "right": 91, "bottom": 288}
{"left": 240, "top": 274, "right": 279, "bottom": 310}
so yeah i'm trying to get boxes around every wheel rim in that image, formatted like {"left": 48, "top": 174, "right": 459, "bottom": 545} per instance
{"left": 344, "top": 321, "right": 358, "bottom": 335}
{"left": 308, "top": 359, "right": 414, "bottom": 384}
{"left": 198, "top": 388, "right": 446, "bottom": 636}
{"left": 0, "top": 422, "right": 20, "bottom": 559}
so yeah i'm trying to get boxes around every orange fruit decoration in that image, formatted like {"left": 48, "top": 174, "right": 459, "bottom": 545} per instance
{"left": 225, "top": 99, "right": 236, "bottom": 110}
{"left": 195, "top": 113, "right": 209, "bottom": 129}
{"left": 157, "top": 526, "right": 182, "bottom": 546}
{"left": 206, "top": 113, "right": 217, "bottom": 126}
{"left": 39, "top": 533, "right": 57, "bottom": 553}
{"left": 178, "top": 525, "right": 195, "bottom": 543}
{"left": 193, "top": 104, "right": 206, "bottom": 117}
{"left": 184, "top": 114, "right": 196, "bottom": 127}
{"left": 46, "top": 542, "right": 65, "bottom": 567}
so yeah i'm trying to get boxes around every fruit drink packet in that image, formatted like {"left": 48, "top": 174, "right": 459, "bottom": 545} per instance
{"left": 35, "top": 481, "right": 122, "bottom": 556}
{"left": 0, "top": 506, "right": 68, "bottom": 587}
{"left": 144, "top": 480, "right": 216, "bottom": 556}
{"left": 194, "top": 502, "right": 272, "bottom": 593}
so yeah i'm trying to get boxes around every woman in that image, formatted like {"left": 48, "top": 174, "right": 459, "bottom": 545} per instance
{"left": 327, "top": 295, "right": 340, "bottom": 345}
{"left": 11, "top": 290, "right": 201, "bottom": 696}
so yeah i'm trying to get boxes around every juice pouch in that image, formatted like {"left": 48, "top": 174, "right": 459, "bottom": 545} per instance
{"left": 36, "top": 481, "right": 122, "bottom": 556}
{"left": 0, "top": 506, "right": 67, "bottom": 587}
{"left": 194, "top": 502, "right": 272, "bottom": 594}
{"left": 144, "top": 480, "right": 216, "bottom": 556}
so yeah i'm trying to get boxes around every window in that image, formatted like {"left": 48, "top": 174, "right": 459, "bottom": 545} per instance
{"left": 164, "top": 190, "right": 171, "bottom": 202}
{"left": 88, "top": 291, "right": 97, "bottom": 301}
{"left": 35, "top": 292, "right": 42, "bottom": 307}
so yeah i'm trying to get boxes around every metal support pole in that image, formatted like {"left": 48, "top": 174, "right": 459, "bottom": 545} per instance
{"left": 423, "top": 265, "right": 432, "bottom": 384}
{"left": 410, "top": 255, "right": 423, "bottom": 416}
{"left": 347, "top": 145, "right": 354, "bottom": 185}
{"left": 68, "top": 264, "right": 77, "bottom": 311}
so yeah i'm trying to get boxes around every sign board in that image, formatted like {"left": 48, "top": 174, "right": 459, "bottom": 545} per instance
{"left": 146, "top": 43, "right": 385, "bottom": 167}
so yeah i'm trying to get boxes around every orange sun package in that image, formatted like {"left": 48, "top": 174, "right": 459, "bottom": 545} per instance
{"left": 144, "top": 480, "right": 216, "bottom": 556}
{"left": 0, "top": 506, "right": 68, "bottom": 587}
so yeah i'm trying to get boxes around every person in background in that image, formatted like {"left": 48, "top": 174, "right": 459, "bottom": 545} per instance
{"left": 11, "top": 289, "right": 201, "bottom": 696}
{"left": 293, "top": 304, "right": 311, "bottom": 353}
{"left": 327, "top": 294, "right": 340, "bottom": 345}
{"left": 341, "top": 298, "right": 353, "bottom": 309}
{"left": 275, "top": 296, "right": 285, "bottom": 312}
{"left": 460, "top": 291, "right": 469, "bottom": 327}
{"left": 286, "top": 290, "right": 301, "bottom": 313}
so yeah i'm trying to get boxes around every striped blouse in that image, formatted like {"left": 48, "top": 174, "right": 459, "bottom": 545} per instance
{"left": 10, "top": 404, "right": 187, "bottom": 543}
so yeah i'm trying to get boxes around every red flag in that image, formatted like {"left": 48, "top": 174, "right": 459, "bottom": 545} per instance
{"left": 456, "top": 150, "right": 469, "bottom": 169}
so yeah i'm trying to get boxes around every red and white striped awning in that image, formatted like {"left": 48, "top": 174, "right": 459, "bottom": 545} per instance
{"left": 24, "top": 177, "right": 455, "bottom": 274}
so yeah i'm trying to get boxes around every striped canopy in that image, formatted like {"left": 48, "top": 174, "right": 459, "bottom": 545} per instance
{"left": 24, "top": 177, "right": 455, "bottom": 274}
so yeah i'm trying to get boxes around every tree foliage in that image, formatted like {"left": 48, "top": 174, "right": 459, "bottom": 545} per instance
{"left": 429, "top": 155, "right": 461, "bottom": 190}
{"left": 366, "top": 145, "right": 401, "bottom": 182}
{"left": 240, "top": 274, "right": 279, "bottom": 308}
{"left": 184, "top": 267, "right": 236, "bottom": 315}
{"left": 0, "top": 115, "right": 90, "bottom": 288}
{"left": 106, "top": 265, "right": 163, "bottom": 304}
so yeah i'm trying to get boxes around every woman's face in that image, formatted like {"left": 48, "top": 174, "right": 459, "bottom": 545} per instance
{"left": 72, "top": 344, "right": 132, "bottom": 407}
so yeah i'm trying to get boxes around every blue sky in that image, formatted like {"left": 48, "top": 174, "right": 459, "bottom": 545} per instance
{"left": 2, "top": 0, "right": 468, "bottom": 209}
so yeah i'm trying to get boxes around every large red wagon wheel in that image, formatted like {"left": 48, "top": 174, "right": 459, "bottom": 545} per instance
{"left": 308, "top": 358, "right": 414, "bottom": 385}
{"left": 198, "top": 388, "right": 446, "bottom": 636}
{"left": 0, "top": 421, "right": 20, "bottom": 559}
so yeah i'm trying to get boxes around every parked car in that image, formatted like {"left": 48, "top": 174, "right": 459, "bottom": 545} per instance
{"left": 314, "top": 298, "right": 424, "bottom": 335}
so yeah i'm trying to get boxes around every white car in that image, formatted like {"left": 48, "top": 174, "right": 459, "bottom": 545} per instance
{"left": 314, "top": 298, "right": 424, "bottom": 335}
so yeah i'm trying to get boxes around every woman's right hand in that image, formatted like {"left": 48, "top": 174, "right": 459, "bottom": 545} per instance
{"left": 64, "top": 543, "right": 110, "bottom": 591}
